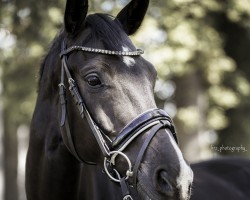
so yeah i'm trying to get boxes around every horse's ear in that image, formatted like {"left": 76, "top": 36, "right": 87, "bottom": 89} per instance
{"left": 116, "top": 0, "right": 149, "bottom": 35}
{"left": 64, "top": 0, "right": 88, "bottom": 35}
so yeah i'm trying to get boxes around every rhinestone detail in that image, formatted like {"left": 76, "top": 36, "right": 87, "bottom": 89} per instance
{"left": 60, "top": 46, "right": 144, "bottom": 57}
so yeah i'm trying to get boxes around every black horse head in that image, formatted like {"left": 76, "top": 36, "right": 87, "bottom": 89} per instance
{"left": 28, "top": 0, "right": 193, "bottom": 199}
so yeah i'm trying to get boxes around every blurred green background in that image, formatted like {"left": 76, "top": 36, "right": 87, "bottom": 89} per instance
{"left": 0, "top": 0, "right": 250, "bottom": 199}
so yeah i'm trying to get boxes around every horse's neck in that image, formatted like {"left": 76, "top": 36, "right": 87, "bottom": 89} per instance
{"left": 27, "top": 96, "right": 82, "bottom": 200}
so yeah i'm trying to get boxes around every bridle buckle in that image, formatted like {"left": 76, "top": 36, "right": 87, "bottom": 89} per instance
{"left": 104, "top": 151, "right": 133, "bottom": 183}
{"left": 123, "top": 195, "right": 133, "bottom": 200}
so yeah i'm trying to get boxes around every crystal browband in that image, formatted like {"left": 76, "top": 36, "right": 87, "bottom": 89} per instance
{"left": 60, "top": 45, "right": 144, "bottom": 57}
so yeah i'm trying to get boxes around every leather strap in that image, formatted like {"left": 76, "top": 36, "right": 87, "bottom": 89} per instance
{"left": 59, "top": 56, "right": 96, "bottom": 164}
{"left": 132, "top": 120, "right": 168, "bottom": 185}
{"left": 112, "top": 109, "right": 177, "bottom": 150}
{"left": 59, "top": 83, "right": 67, "bottom": 126}
{"left": 59, "top": 41, "right": 110, "bottom": 163}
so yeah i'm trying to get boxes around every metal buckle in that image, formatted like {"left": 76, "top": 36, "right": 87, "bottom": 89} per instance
{"left": 123, "top": 195, "right": 133, "bottom": 200}
{"left": 104, "top": 151, "right": 133, "bottom": 182}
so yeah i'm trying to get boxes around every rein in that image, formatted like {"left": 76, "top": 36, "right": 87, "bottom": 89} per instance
{"left": 58, "top": 40, "right": 178, "bottom": 199}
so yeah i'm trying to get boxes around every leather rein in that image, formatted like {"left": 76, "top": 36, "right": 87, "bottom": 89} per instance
{"left": 58, "top": 41, "right": 178, "bottom": 199}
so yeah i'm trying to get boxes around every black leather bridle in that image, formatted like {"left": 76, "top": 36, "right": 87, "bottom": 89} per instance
{"left": 59, "top": 40, "right": 178, "bottom": 200}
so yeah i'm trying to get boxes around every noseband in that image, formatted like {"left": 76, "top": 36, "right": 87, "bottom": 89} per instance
{"left": 59, "top": 41, "right": 178, "bottom": 199}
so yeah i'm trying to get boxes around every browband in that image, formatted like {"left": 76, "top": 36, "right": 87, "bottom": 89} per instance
{"left": 60, "top": 46, "right": 144, "bottom": 58}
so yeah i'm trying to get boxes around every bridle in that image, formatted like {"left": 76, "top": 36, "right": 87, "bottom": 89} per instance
{"left": 59, "top": 40, "right": 178, "bottom": 200}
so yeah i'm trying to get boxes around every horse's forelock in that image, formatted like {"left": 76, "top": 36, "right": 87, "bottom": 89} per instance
{"left": 84, "top": 13, "right": 135, "bottom": 51}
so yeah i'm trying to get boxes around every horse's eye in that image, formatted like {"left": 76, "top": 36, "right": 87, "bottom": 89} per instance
{"left": 85, "top": 74, "right": 102, "bottom": 87}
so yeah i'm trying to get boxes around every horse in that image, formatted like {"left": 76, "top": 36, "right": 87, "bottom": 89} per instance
{"left": 25, "top": 0, "right": 193, "bottom": 199}
{"left": 190, "top": 157, "right": 250, "bottom": 200}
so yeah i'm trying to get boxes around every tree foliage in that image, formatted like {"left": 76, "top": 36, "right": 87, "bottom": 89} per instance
{"left": 131, "top": 0, "right": 250, "bottom": 158}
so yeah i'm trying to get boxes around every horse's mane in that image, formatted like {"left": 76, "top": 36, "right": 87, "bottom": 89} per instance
{"left": 38, "top": 13, "right": 133, "bottom": 99}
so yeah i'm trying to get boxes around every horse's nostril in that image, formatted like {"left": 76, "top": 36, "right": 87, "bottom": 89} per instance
{"left": 155, "top": 170, "right": 173, "bottom": 196}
